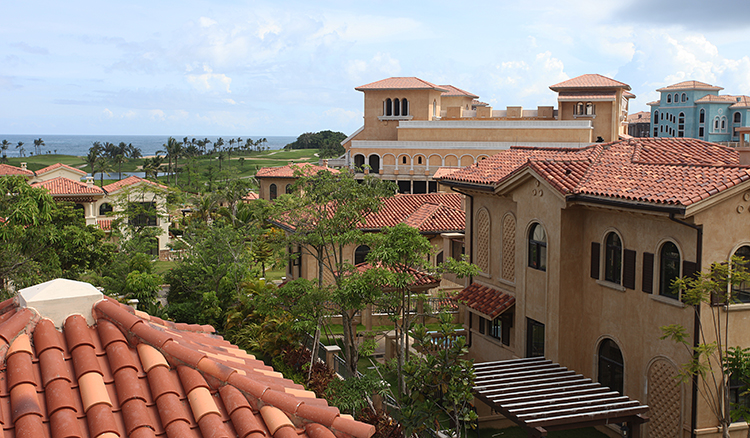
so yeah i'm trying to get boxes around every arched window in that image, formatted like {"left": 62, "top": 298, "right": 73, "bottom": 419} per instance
{"left": 402, "top": 156, "right": 408, "bottom": 165}
{"left": 285, "top": 184, "right": 292, "bottom": 194}
{"left": 354, "top": 245, "right": 370, "bottom": 265}
{"left": 417, "top": 156, "right": 423, "bottom": 165}
{"left": 653, "top": 111, "right": 659, "bottom": 124}
{"left": 385, "top": 98, "right": 392, "bottom": 116}
{"left": 598, "top": 339, "right": 624, "bottom": 394}
{"left": 585, "top": 102, "right": 594, "bottom": 115}
{"left": 674, "top": 93, "right": 679, "bottom": 103}
{"left": 659, "top": 242, "right": 681, "bottom": 299}
{"left": 678, "top": 112, "right": 685, "bottom": 137}
{"left": 528, "top": 223, "right": 547, "bottom": 271}
{"left": 735, "top": 112, "right": 742, "bottom": 124}
{"left": 666, "top": 94, "right": 672, "bottom": 104}
{"left": 604, "top": 232, "right": 622, "bottom": 284}
{"left": 401, "top": 98, "right": 408, "bottom": 116}
{"left": 353, "top": 154, "right": 365, "bottom": 173}
{"left": 269, "top": 184, "right": 277, "bottom": 201}
{"left": 681, "top": 93, "right": 687, "bottom": 102}
{"left": 575, "top": 102, "right": 584, "bottom": 115}
{"left": 699, "top": 109, "right": 705, "bottom": 124}
{"left": 433, "top": 100, "right": 437, "bottom": 118}
{"left": 393, "top": 98, "right": 400, "bottom": 116}
{"left": 714, "top": 117, "right": 721, "bottom": 131}
{"left": 99, "top": 203, "right": 113, "bottom": 216}
{"left": 732, "top": 246, "right": 750, "bottom": 303}
{"left": 74, "top": 203, "right": 85, "bottom": 212}
{"left": 721, "top": 116, "right": 727, "bottom": 131}
{"left": 368, "top": 155, "right": 380, "bottom": 173}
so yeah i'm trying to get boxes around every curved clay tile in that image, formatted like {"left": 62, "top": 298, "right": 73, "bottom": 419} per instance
{"left": 177, "top": 365, "right": 210, "bottom": 394}
{"left": 164, "top": 418, "right": 201, "bottom": 438}
{"left": 146, "top": 365, "right": 181, "bottom": 400}
{"left": 86, "top": 402, "right": 120, "bottom": 437}
{"left": 0, "top": 308, "right": 35, "bottom": 346}
{"left": 33, "top": 319, "right": 64, "bottom": 357}
{"left": 260, "top": 405, "right": 295, "bottom": 436}
{"left": 306, "top": 423, "right": 337, "bottom": 438}
{"left": 78, "top": 372, "right": 112, "bottom": 412}
{"left": 138, "top": 343, "right": 170, "bottom": 372}
{"left": 186, "top": 386, "right": 221, "bottom": 422}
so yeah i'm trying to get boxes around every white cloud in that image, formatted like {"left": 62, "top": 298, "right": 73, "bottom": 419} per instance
{"left": 102, "top": 108, "right": 113, "bottom": 118}
{"left": 199, "top": 17, "right": 217, "bottom": 28}
{"left": 149, "top": 109, "right": 165, "bottom": 121}
{"left": 491, "top": 51, "right": 567, "bottom": 103}
{"left": 223, "top": 98, "right": 237, "bottom": 105}
{"left": 186, "top": 65, "right": 232, "bottom": 93}
{"left": 346, "top": 52, "right": 401, "bottom": 82}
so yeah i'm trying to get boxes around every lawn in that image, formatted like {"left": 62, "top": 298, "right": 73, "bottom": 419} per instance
{"left": 7, "top": 154, "right": 87, "bottom": 171}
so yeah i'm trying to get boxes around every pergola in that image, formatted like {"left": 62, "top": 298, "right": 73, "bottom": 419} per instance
{"left": 473, "top": 357, "right": 649, "bottom": 437}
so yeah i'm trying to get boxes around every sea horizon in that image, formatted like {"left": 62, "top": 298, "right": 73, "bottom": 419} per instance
{"left": 0, "top": 134, "right": 297, "bottom": 158}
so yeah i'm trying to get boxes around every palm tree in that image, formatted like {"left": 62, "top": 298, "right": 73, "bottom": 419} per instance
{"left": 214, "top": 137, "right": 224, "bottom": 154}
{"left": 202, "top": 138, "right": 212, "bottom": 155}
{"left": 127, "top": 143, "right": 142, "bottom": 160}
{"left": 33, "top": 138, "right": 45, "bottom": 155}
{"left": 86, "top": 142, "right": 103, "bottom": 175}
{"left": 157, "top": 137, "right": 182, "bottom": 186}
{"left": 94, "top": 156, "right": 112, "bottom": 186}
{"left": 16, "top": 141, "right": 25, "bottom": 157}
{"left": 142, "top": 155, "right": 164, "bottom": 180}
{"left": 1, "top": 140, "right": 9, "bottom": 161}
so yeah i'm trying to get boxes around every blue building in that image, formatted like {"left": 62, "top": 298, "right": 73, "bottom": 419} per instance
{"left": 648, "top": 80, "right": 750, "bottom": 143}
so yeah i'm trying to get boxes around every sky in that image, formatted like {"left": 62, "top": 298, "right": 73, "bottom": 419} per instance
{"left": 3, "top": 0, "right": 750, "bottom": 137}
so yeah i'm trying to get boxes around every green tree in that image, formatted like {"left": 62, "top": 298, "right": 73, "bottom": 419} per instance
{"left": 16, "top": 141, "right": 25, "bottom": 157}
{"left": 33, "top": 137, "right": 45, "bottom": 155}
{"left": 158, "top": 137, "right": 182, "bottom": 186}
{"left": 661, "top": 257, "right": 750, "bottom": 438}
{"left": 87, "top": 141, "right": 103, "bottom": 177}
{"left": 94, "top": 156, "right": 112, "bottom": 186}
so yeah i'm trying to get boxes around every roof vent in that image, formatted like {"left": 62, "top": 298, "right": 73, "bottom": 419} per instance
{"left": 19, "top": 278, "right": 103, "bottom": 328}
{"left": 20, "top": 162, "right": 27, "bottom": 170}
{"left": 86, "top": 176, "right": 94, "bottom": 188}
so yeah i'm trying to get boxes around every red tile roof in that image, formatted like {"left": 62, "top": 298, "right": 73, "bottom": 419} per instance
{"left": 0, "top": 163, "right": 34, "bottom": 177}
{"left": 439, "top": 138, "right": 750, "bottom": 207}
{"left": 432, "top": 167, "right": 460, "bottom": 179}
{"left": 657, "top": 80, "right": 722, "bottom": 91}
{"left": 354, "top": 262, "right": 440, "bottom": 289}
{"left": 0, "top": 288, "right": 375, "bottom": 438}
{"left": 549, "top": 74, "right": 631, "bottom": 91}
{"left": 32, "top": 176, "right": 105, "bottom": 195}
{"left": 103, "top": 175, "right": 168, "bottom": 193}
{"left": 256, "top": 163, "right": 338, "bottom": 179}
{"left": 439, "top": 85, "right": 479, "bottom": 99}
{"left": 732, "top": 96, "right": 750, "bottom": 108}
{"left": 243, "top": 192, "right": 259, "bottom": 201}
{"left": 35, "top": 162, "right": 88, "bottom": 176}
{"left": 557, "top": 91, "right": 617, "bottom": 101}
{"left": 453, "top": 283, "right": 515, "bottom": 319}
{"left": 97, "top": 218, "right": 113, "bottom": 230}
{"left": 361, "top": 193, "right": 465, "bottom": 233}
{"left": 355, "top": 77, "right": 448, "bottom": 92}
{"left": 627, "top": 111, "right": 651, "bottom": 123}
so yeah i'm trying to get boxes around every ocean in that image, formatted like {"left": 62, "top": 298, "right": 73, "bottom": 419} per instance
{"left": 0, "top": 134, "right": 297, "bottom": 158}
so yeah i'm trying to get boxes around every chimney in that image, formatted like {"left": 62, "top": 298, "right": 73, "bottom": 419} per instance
{"left": 323, "top": 159, "right": 329, "bottom": 168}
{"left": 86, "top": 176, "right": 94, "bottom": 188}
{"left": 20, "top": 162, "right": 27, "bottom": 170}
{"left": 738, "top": 147, "right": 750, "bottom": 166}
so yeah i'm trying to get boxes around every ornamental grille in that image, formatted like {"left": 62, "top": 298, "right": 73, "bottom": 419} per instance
{"left": 647, "top": 359, "right": 681, "bottom": 438}
{"left": 475, "top": 209, "right": 490, "bottom": 274}
{"left": 502, "top": 214, "right": 516, "bottom": 282}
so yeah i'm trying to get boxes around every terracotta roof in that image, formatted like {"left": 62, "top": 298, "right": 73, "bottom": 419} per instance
{"left": 243, "top": 192, "right": 259, "bottom": 201}
{"left": 694, "top": 94, "right": 750, "bottom": 108}
{"left": 255, "top": 163, "right": 338, "bottom": 179}
{"left": 32, "top": 176, "right": 105, "bottom": 195}
{"left": 657, "top": 80, "right": 722, "bottom": 92}
{"left": 103, "top": 175, "right": 168, "bottom": 193}
{"left": 731, "top": 96, "right": 750, "bottom": 108}
{"left": 362, "top": 193, "right": 465, "bottom": 233}
{"left": 557, "top": 91, "right": 617, "bottom": 101}
{"left": 624, "top": 91, "right": 636, "bottom": 98}
{"left": 472, "top": 100, "right": 489, "bottom": 107}
{"left": 432, "top": 167, "right": 460, "bottom": 179}
{"left": 0, "top": 281, "right": 376, "bottom": 438}
{"left": 549, "top": 74, "right": 631, "bottom": 91}
{"left": 627, "top": 111, "right": 651, "bottom": 123}
{"left": 453, "top": 283, "right": 515, "bottom": 319}
{"left": 439, "top": 85, "right": 479, "bottom": 99}
{"left": 0, "top": 164, "right": 34, "bottom": 177}
{"left": 354, "top": 262, "right": 440, "bottom": 289}
{"left": 439, "top": 138, "right": 750, "bottom": 207}
{"left": 355, "top": 77, "right": 448, "bottom": 92}
{"left": 97, "top": 218, "right": 113, "bottom": 230}
{"left": 35, "top": 162, "right": 87, "bottom": 176}
{"left": 647, "top": 100, "right": 660, "bottom": 106}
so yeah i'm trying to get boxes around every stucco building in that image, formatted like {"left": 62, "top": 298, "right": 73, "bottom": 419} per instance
{"left": 439, "top": 137, "right": 750, "bottom": 437}
{"left": 649, "top": 80, "right": 750, "bottom": 144}
{"left": 337, "top": 74, "right": 634, "bottom": 194}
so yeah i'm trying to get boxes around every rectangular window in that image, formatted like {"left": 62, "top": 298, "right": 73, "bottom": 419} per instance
{"left": 526, "top": 318, "right": 545, "bottom": 358}
{"left": 699, "top": 127, "right": 704, "bottom": 137}
{"left": 129, "top": 202, "right": 157, "bottom": 227}
{"left": 478, "top": 317, "right": 485, "bottom": 335}
{"left": 590, "top": 242, "right": 601, "bottom": 279}
{"left": 642, "top": 252, "right": 654, "bottom": 293}
{"left": 490, "top": 312, "right": 513, "bottom": 346}
{"left": 451, "top": 239, "right": 465, "bottom": 260}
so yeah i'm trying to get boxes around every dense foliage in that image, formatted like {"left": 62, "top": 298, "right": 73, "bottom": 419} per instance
{"left": 284, "top": 130, "right": 346, "bottom": 158}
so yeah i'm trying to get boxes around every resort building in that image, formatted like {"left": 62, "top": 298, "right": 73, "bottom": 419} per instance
{"left": 336, "top": 74, "right": 634, "bottom": 194}
{"left": 627, "top": 111, "right": 651, "bottom": 137}
{"left": 255, "top": 162, "right": 337, "bottom": 201}
{"left": 0, "top": 278, "right": 374, "bottom": 438}
{"left": 439, "top": 137, "right": 750, "bottom": 437}
{"left": 649, "top": 80, "right": 750, "bottom": 143}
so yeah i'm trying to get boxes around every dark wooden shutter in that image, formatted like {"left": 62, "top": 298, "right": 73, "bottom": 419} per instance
{"left": 591, "top": 242, "right": 600, "bottom": 279}
{"left": 623, "top": 249, "right": 636, "bottom": 290}
{"left": 683, "top": 261, "right": 698, "bottom": 279}
{"left": 642, "top": 252, "right": 654, "bottom": 293}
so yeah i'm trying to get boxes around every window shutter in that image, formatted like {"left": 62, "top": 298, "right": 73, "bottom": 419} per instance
{"left": 591, "top": 242, "right": 600, "bottom": 279}
{"left": 623, "top": 249, "right": 636, "bottom": 290}
{"left": 642, "top": 252, "right": 654, "bottom": 293}
{"left": 683, "top": 261, "right": 698, "bottom": 279}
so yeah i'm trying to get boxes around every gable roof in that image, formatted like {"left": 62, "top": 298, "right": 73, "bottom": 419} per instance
{"left": 354, "top": 262, "right": 440, "bottom": 289}
{"left": 627, "top": 111, "right": 651, "bottom": 123}
{"left": 0, "top": 280, "right": 375, "bottom": 438}
{"left": 439, "top": 138, "right": 750, "bottom": 208}
{"left": 453, "top": 282, "right": 515, "bottom": 319}
{"left": 361, "top": 193, "right": 465, "bottom": 233}
{"left": 0, "top": 163, "right": 34, "bottom": 177}
{"left": 103, "top": 175, "right": 168, "bottom": 193}
{"left": 32, "top": 176, "right": 105, "bottom": 195}
{"left": 35, "top": 162, "right": 87, "bottom": 176}
{"left": 549, "top": 74, "right": 631, "bottom": 91}
{"left": 657, "top": 80, "right": 722, "bottom": 92}
{"left": 256, "top": 163, "right": 338, "bottom": 179}
{"left": 439, "top": 85, "right": 479, "bottom": 99}
{"left": 355, "top": 77, "right": 448, "bottom": 92}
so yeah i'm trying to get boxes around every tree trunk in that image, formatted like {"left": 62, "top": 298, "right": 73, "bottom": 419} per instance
{"left": 308, "top": 319, "right": 321, "bottom": 382}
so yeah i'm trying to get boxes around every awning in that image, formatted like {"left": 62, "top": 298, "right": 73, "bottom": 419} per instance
{"left": 473, "top": 357, "right": 649, "bottom": 437}
{"left": 453, "top": 282, "right": 514, "bottom": 319}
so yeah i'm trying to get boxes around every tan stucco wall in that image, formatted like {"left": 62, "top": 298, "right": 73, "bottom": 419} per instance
{"left": 396, "top": 126, "right": 592, "bottom": 143}
{"left": 258, "top": 177, "right": 297, "bottom": 201}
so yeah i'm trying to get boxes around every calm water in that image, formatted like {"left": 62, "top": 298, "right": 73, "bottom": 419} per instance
{"left": 0, "top": 134, "right": 297, "bottom": 158}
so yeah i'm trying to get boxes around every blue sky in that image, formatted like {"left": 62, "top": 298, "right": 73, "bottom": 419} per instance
{"left": 3, "top": 0, "right": 750, "bottom": 137}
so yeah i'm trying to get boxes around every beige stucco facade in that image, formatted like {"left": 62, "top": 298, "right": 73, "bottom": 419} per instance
{"left": 452, "top": 171, "right": 750, "bottom": 437}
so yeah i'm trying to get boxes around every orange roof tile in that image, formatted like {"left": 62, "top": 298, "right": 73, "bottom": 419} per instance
{"left": 32, "top": 176, "right": 105, "bottom": 195}
{"left": 440, "top": 138, "right": 750, "bottom": 207}
{"left": 627, "top": 111, "right": 651, "bottom": 123}
{"left": 731, "top": 96, "right": 750, "bottom": 108}
{"left": 243, "top": 192, "right": 259, "bottom": 201}
{"left": 439, "top": 84, "right": 479, "bottom": 98}
{"left": 0, "top": 284, "right": 376, "bottom": 438}
{"left": 355, "top": 77, "right": 448, "bottom": 92}
{"left": 256, "top": 163, "right": 338, "bottom": 179}
{"left": 35, "top": 162, "right": 87, "bottom": 176}
{"left": 103, "top": 175, "right": 168, "bottom": 193}
{"left": 453, "top": 283, "right": 515, "bottom": 319}
{"left": 0, "top": 163, "right": 34, "bottom": 177}
{"left": 432, "top": 167, "right": 460, "bottom": 179}
{"left": 657, "top": 80, "right": 722, "bottom": 92}
{"left": 550, "top": 74, "right": 631, "bottom": 91}
{"left": 97, "top": 218, "right": 113, "bottom": 230}
{"left": 354, "top": 262, "right": 440, "bottom": 288}
{"left": 362, "top": 193, "right": 465, "bottom": 233}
